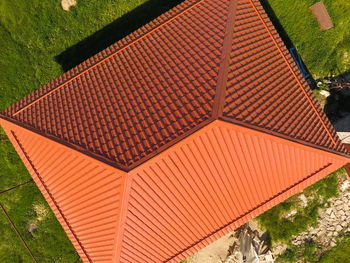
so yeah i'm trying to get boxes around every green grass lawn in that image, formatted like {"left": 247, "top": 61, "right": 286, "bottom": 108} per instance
{"left": 256, "top": 169, "right": 343, "bottom": 243}
{"left": 0, "top": 0, "right": 182, "bottom": 261}
{"left": 0, "top": 138, "right": 32, "bottom": 192}
{"left": 0, "top": 184, "right": 79, "bottom": 262}
{"left": 319, "top": 234, "right": 350, "bottom": 263}
{"left": 0, "top": 211, "right": 34, "bottom": 263}
{"left": 256, "top": 168, "right": 350, "bottom": 262}
{"left": 263, "top": 0, "right": 350, "bottom": 78}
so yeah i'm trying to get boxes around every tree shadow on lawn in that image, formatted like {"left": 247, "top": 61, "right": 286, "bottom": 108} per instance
{"left": 55, "top": 0, "right": 184, "bottom": 71}
{"left": 259, "top": 0, "right": 318, "bottom": 88}
{"left": 56, "top": 0, "right": 319, "bottom": 87}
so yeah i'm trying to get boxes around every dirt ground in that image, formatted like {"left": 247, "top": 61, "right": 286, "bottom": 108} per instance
{"left": 187, "top": 221, "right": 266, "bottom": 263}
{"left": 187, "top": 232, "right": 237, "bottom": 263}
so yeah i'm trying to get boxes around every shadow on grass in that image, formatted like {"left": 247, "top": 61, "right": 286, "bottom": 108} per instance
{"left": 259, "top": 0, "right": 294, "bottom": 49}
{"left": 260, "top": 231, "right": 272, "bottom": 247}
{"left": 55, "top": 0, "right": 184, "bottom": 71}
{"left": 259, "top": 0, "right": 318, "bottom": 89}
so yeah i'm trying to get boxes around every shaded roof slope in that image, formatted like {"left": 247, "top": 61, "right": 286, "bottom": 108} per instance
{"left": 1, "top": 0, "right": 347, "bottom": 171}
{"left": 222, "top": 0, "right": 345, "bottom": 154}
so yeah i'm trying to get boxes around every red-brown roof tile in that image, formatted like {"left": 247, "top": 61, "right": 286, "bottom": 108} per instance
{"left": 1, "top": 0, "right": 347, "bottom": 172}
{"left": 2, "top": 0, "right": 230, "bottom": 169}
{"left": 222, "top": 0, "right": 345, "bottom": 154}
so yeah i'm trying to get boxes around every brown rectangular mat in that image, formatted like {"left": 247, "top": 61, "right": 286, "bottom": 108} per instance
{"left": 310, "top": 2, "right": 334, "bottom": 31}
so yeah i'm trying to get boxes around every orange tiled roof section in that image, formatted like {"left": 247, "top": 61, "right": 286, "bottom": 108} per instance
{"left": 2, "top": 0, "right": 230, "bottom": 169}
{"left": 2, "top": 0, "right": 347, "bottom": 171}
{"left": 222, "top": 0, "right": 345, "bottom": 154}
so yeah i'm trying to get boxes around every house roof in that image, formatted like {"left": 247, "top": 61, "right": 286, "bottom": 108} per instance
{"left": 1, "top": 0, "right": 350, "bottom": 262}
{"left": 1, "top": 0, "right": 347, "bottom": 172}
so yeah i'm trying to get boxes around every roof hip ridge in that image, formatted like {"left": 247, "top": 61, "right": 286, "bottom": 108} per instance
{"left": 213, "top": 0, "right": 239, "bottom": 119}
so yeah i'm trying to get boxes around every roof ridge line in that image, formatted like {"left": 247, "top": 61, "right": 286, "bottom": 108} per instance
{"left": 248, "top": 0, "right": 337, "bottom": 147}
{"left": 12, "top": 0, "right": 206, "bottom": 117}
{"left": 213, "top": 0, "right": 238, "bottom": 118}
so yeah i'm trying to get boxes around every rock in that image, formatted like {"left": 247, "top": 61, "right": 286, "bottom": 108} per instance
{"left": 292, "top": 240, "right": 300, "bottom": 246}
{"left": 286, "top": 210, "right": 297, "bottom": 217}
{"left": 320, "top": 90, "right": 330, "bottom": 97}
{"left": 310, "top": 229, "right": 317, "bottom": 235}
{"left": 336, "top": 225, "right": 343, "bottom": 232}
{"left": 339, "top": 210, "right": 345, "bottom": 216}
{"left": 341, "top": 222, "right": 347, "bottom": 228}
{"left": 27, "top": 223, "right": 37, "bottom": 233}
{"left": 335, "top": 200, "right": 343, "bottom": 206}
{"left": 329, "top": 226, "right": 335, "bottom": 231}
{"left": 330, "top": 212, "right": 336, "bottom": 219}
{"left": 326, "top": 208, "right": 332, "bottom": 216}
{"left": 61, "top": 0, "right": 77, "bottom": 11}
{"left": 341, "top": 180, "right": 349, "bottom": 191}
{"left": 299, "top": 194, "right": 308, "bottom": 208}
{"left": 327, "top": 231, "right": 333, "bottom": 237}
{"left": 330, "top": 241, "right": 337, "bottom": 247}
{"left": 317, "top": 230, "right": 326, "bottom": 237}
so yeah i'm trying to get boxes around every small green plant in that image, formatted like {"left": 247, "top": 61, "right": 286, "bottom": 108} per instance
{"left": 319, "top": 235, "right": 350, "bottom": 263}
{"left": 277, "top": 240, "right": 316, "bottom": 263}
{"left": 278, "top": 248, "right": 296, "bottom": 262}
{"left": 256, "top": 169, "right": 343, "bottom": 243}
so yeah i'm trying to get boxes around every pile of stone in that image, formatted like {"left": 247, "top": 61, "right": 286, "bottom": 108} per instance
{"left": 291, "top": 190, "right": 350, "bottom": 248}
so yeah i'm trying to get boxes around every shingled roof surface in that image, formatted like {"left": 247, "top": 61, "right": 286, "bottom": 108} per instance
{"left": 1, "top": 0, "right": 347, "bottom": 171}
{"left": 2, "top": 0, "right": 229, "bottom": 170}
{"left": 222, "top": 0, "right": 345, "bottom": 153}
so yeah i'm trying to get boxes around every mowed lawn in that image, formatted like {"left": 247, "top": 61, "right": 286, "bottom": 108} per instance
{"left": 264, "top": 0, "right": 350, "bottom": 77}
{"left": 0, "top": 0, "right": 181, "bottom": 261}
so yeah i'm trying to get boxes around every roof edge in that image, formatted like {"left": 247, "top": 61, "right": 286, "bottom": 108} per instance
{"left": 0, "top": 114, "right": 217, "bottom": 172}
{"left": 247, "top": 0, "right": 339, "bottom": 149}
{"left": 7, "top": 129, "right": 92, "bottom": 262}
{"left": 219, "top": 116, "right": 350, "bottom": 159}
{"left": 0, "top": 114, "right": 130, "bottom": 172}
{"left": 7, "top": 0, "right": 204, "bottom": 118}
{"left": 212, "top": 0, "right": 238, "bottom": 119}
{"left": 166, "top": 161, "right": 334, "bottom": 262}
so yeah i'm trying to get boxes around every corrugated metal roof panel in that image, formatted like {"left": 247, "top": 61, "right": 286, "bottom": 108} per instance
{"left": 0, "top": 118, "right": 126, "bottom": 262}
{"left": 1, "top": 118, "right": 347, "bottom": 262}
{"left": 118, "top": 120, "right": 348, "bottom": 262}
